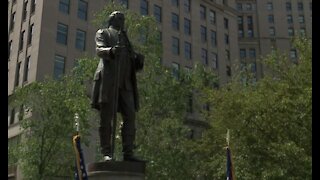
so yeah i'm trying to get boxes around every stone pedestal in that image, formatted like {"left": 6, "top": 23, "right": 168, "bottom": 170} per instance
{"left": 87, "top": 161, "right": 146, "bottom": 180}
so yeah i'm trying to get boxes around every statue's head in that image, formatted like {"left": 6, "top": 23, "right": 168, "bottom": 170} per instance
{"left": 108, "top": 11, "right": 125, "bottom": 30}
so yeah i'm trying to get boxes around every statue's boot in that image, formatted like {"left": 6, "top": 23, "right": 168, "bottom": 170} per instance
{"left": 122, "top": 131, "right": 145, "bottom": 162}
{"left": 99, "top": 127, "right": 112, "bottom": 161}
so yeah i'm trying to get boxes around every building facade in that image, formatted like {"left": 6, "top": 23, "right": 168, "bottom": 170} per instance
{"left": 8, "top": 0, "right": 311, "bottom": 179}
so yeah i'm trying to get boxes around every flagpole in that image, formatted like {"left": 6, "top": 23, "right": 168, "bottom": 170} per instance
{"left": 73, "top": 113, "right": 83, "bottom": 180}
{"left": 225, "top": 129, "right": 236, "bottom": 180}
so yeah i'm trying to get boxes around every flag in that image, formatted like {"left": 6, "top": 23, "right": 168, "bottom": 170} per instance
{"left": 226, "top": 146, "right": 235, "bottom": 180}
{"left": 73, "top": 134, "right": 88, "bottom": 180}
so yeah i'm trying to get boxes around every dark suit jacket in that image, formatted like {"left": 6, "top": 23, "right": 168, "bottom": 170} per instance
{"left": 91, "top": 27, "right": 144, "bottom": 111}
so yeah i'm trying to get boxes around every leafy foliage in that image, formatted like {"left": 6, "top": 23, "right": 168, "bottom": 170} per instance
{"left": 9, "top": 72, "right": 94, "bottom": 179}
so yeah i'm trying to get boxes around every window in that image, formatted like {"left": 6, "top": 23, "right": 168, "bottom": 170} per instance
{"left": 239, "top": 29, "right": 244, "bottom": 38}
{"left": 154, "top": 5, "right": 162, "bottom": 23}
{"left": 238, "top": 16, "right": 243, "bottom": 24}
{"left": 248, "top": 29, "right": 254, "bottom": 37}
{"left": 286, "top": 2, "right": 292, "bottom": 11}
{"left": 119, "top": 0, "right": 128, "bottom": 9}
{"left": 290, "top": 49, "right": 297, "bottom": 59}
{"left": 246, "top": 3, "right": 252, "bottom": 11}
{"left": 184, "top": 18, "right": 191, "bottom": 35}
{"left": 300, "top": 28, "right": 306, "bottom": 36}
{"left": 267, "top": 2, "right": 273, "bottom": 11}
{"left": 250, "top": 62, "right": 257, "bottom": 73}
{"left": 211, "top": 30, "right": 217, "bottom": 47}
{"left": 31, "top": 0, "right": 36, "bottom": 13}
{"left": 19, "top": 31, "right": 25, "bottom": 51}
{"left": 54, "top": 55, "right": 65, "bottom": 79}
{"left": 172, "top": 13, "right": 179, "bottom": 30}
{"left": 172, "top": 0, "right": 179, "bottom": 7}
{"left": 249, "top": 48, "right": 256, "bottom": 58}
{"left": 288, "top": 28, "right": 294, "bottom": 36}
{"left": 59, "top": 0, "right": 70, "bottom": 14}
{"left": 28, "top": 24, "right": 34, "bottom": 45}
{"left": 184, "top": 0, "right": 190, "bottom": 12}
{"left": 172, "top": 62, "right": 180, "bottom": 79}
{"left": 269, "top": 27, "right": 275, "bottom": 36}
{"left": 184, "top": 42, "right": 192, "bottom": 60}
{"left": 212, "top": 52, "right": 218, "bottom": 69}
{"left": 237, "top": 3, "right": 242, "bottom": 11}
{"left": 201, "top": 48, "right": 208, "bottom": 65}
{"left": 287, "top": 15, "right": 293, "bottom": 24}
{"left": 10, "top": 108, "right": 15, "bottom": 125}
{"left": 15, "top": 62, "right": 21, "bottom": 87}
{"left": 76, "top": 29, "right": 86, "bottom": 51}
{"left": 22, "top": 1, "right": 28, "bottom": 21}
{"left": 225, "top": 49, "right": 230, "bottom": 60}
{"left": 23, "top": 56, "right": 30, "bottom": 82}
{"left": 200, "top": 5, "right": 206, "bottom": 20}
{"left": 78, "top": 0, "right": 88, "bottom": 20}
{"left": 247, "top": 16, "right": 253, "bottom": 25}
{"left": 224, "top": 34, "right": 229, "bottom": 44}
{"left": 298, "top": 2, "right": 303, "bottom": 11}
{"left": 8, "top": 41, "right": 12, "bottom": 59}
{"left": 172, "top": 37, "right": 179, "bottom": 55}
{"left": 298, "top": 15, "right": 305, "bottom": 24}
{"left": 140, "top": 0, "right": 148, "bottom": 15}
{"left": 240, "top": 49, "right": 246, "bottom": 58}
{"left": 209, "top": 10, "right": 216, "bottom": 24}
{"left": 56, "top": 23, "right": 68, "bottom": 45}
{"left": 201, "top": 26, "right": 207, "bottom": 42}
{"left": 224, "top": 18, "right": 229, "bottom": 29}
{"left": 268, "top": 15, "right": 274, "bottom": 23}
{"left": 10, "top": 12, "right": 15, "bottom": 31}
{"left": 226, "top": 65, "right": 231, "bottom": 76}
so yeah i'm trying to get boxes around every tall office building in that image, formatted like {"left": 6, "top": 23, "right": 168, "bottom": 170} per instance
{"left": 8, "top": 0, "right": 311, "bottom": 179}
{"left": 236, "top": 0, "right": 312, "bottom": 80}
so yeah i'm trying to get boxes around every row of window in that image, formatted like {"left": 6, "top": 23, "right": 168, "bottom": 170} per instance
{"left": 13, "top": 56, "right": 30, "bottom": 88}
{"left": 266, "top": 1, "right": 311, "bottom": 11}
{"left": 237, "top": 3, "right": 254, "bottom": 11}
{"left": 8, "top": 23, "right": 34, "bottom": 60}
{"left": 267, "top": 14, "right": 307, "bottom": 24}
{"left": 13, "top": 53, "right": 67, "bottom": 88}
{"left": 56, "top": 23, "right": 86, "bottom": 51}
{"left": 171, "top": 59, "right": 221, "bottom": 80}
{"left": 238, "top": 16, "right": 254, "bottom": 38}
{"left": 240, "top": 49, "right": 256, "bottom": 59}
{"left": 268, "top": 27, "right": 306, "bottom": 37}
{"left": 9, "top": 22, "right": 85, "bottom": 61}
{"left": 171, "top": 33, "right": 219, "bottom": 60}
{"left": 59, "top": 0, "right": 88, "bottom": 21}
{"left": 9, "top": 0, "right": 36, "bottom": 32}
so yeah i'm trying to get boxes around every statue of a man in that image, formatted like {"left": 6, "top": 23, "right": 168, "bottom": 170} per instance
{"left": 91, "top": 11, "right": 144, "bottom": 162}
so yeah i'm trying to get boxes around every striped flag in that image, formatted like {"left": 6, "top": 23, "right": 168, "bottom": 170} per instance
{"left": 226, "top": 146, "right": 235, "bottom": 180}
{"left": 73, "top": 133, "right": 88, "bottom": 180}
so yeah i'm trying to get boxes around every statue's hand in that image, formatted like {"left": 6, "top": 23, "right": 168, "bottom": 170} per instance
{"left": 111, "top": 46, "right": 120, "bottom": 57}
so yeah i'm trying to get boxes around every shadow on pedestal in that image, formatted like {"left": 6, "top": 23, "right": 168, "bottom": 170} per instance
{"left": 87, "top": 161, "right": 146, "bottom": 180}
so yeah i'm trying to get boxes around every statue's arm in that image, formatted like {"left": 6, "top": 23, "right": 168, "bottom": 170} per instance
{"left": 95, "top": 29, "right": 114, "bottom": 59}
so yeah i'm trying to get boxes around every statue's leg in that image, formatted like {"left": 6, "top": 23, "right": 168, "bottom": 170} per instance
{"left": 118, "top": 90, "right": 136, "bottom": 157}
{"left": 99, "top": 102, "right": 114, "bottom": 157}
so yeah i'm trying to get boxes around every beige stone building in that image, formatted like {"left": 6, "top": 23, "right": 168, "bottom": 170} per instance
{"left": 236, "top": 0, "right": 312, "bottom": 80}
{"left": 8, "top": 0, "right": 311, "bottom": 179}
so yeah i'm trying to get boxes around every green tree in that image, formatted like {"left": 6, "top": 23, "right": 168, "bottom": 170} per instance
{"left": 196, "top": 38, "right": 312, "bottom": 179}
{"left": 9, "top": 71, "right": 93, "bottom": 179}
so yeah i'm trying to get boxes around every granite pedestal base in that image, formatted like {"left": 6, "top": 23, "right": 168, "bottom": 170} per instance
{"left": 87, "top": 161, "right": 146, "bottom": 180}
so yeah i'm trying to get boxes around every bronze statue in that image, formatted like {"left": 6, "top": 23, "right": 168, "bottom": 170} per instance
{"left": 91, "top": 11, "right": 144, "bottom": 162}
